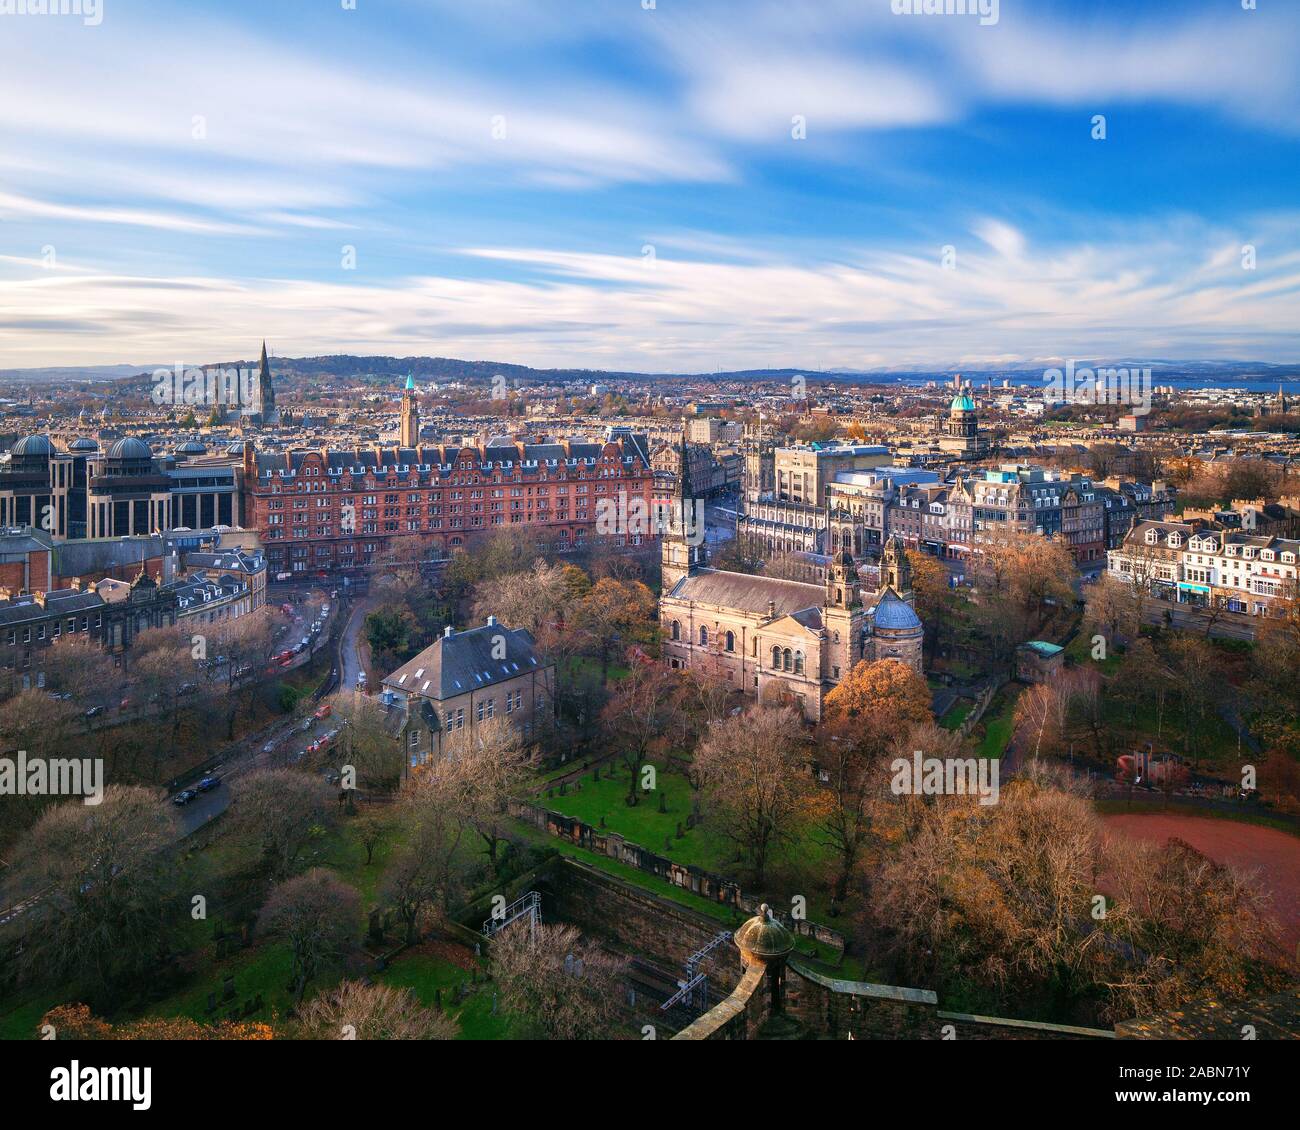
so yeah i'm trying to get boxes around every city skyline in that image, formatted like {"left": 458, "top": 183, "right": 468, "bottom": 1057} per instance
{"left": 2, "top": 0, "right": 1298, "bottom": 369}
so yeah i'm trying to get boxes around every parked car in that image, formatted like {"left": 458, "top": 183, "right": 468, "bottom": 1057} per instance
{"left": 262, "top": 740, "right": 277, "bottom": 753}
{"left": 84, "top": 705, "right": 104, "bottom": 719}
{"left": 172, "top": 789, "right": 198, "bottom": 806}
{"left": 196, "top": 775, "right": 221, "bottom": 792}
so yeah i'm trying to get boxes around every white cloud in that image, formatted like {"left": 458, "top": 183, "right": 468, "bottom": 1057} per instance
{"left": 2, "top": 216, "right": 1296, "bottom": 368}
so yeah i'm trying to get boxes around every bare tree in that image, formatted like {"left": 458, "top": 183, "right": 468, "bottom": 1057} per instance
{"left": 294, "top": 980, "right": 458, "bottom": 1040}
{"left": 7, "top": 786, "right": 178, "bottom": 1007}
{"left": 600, "top": 664, "right": 677, "bottom": 806}
{"left": 489, "top": 920, "right": 628, "bottom": 1041}
{"left": 230, "top": 769, "right": 332, "bottom": 881}
{"left": 442, "top": 715, "right": 531, "bottom": 875}
{"left": 692, "top": 704, "right": 813, "bottom": 889}
{"left": 259, "top": 868, "right": 360, "bottom": 1005}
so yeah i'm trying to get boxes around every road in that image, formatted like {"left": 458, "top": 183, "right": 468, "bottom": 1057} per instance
{"left": 1143, "top": 602, "right": 1259, "bottom": 641}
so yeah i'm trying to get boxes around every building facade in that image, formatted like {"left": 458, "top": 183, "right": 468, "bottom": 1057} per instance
{"left": 660, "top": 443, "right": 924, "bottom": 722}
{"left": 380, "top": 616, "right": 556, "bottom": 770}
{"left": 245, "top": 432, "right": 653, "bottom": 577}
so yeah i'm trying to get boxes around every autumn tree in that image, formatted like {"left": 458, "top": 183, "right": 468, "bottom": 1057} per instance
{"left": 258, "top": 868, "right": 360, "bottom": 1005}
{"left": 40, "top": 1003, "right": 272, "bottom": 1041}
{"left": 294, "top": 981, "right": 458, "bottom": 1040}
{"left": 230, "top": 769, "right": 332, "bottom": 881}
{"left": 489, "top": 920, "right": 628, "bottom": 1041}
{"left": 870, "top": 778, "right": 1284, "bottom": 1024}
{"left": 1083, "top": 573, "right": 1141, "bottom": 651}
{"left": 443, "top": 715, "right": 531, "bottom": 875}
{"left": 7, "top": 787, "right": 179, "bottom": 1007}
{"left": 572, "top": 577, "right": 657, "bottom": 682}
{"left": 818, "top": 659, "right": 934, "bottom": 901}
{"left": 692, "top": 704, "right": 813, "bottom": 889}
{"left": 600, "top": 664, "right": 678, "bottom": 806}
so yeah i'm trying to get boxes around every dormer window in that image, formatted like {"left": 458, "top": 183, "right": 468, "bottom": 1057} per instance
{"left": 1145, "top": 529, "right": 1158, "bottom": 544}
{"left": 1167, "top": 533, "right": 1182, "bottom": 548}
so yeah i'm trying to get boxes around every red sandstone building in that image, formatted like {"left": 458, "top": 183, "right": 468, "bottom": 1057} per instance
{"left": 242, "top": 433, "right": 654, "bottom": 577}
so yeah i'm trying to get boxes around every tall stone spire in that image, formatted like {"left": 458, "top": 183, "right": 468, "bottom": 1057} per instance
{"left": 399, "top": 373, "right": 420, "bottom": 448}
{"left": 251, "top": 341, "right": 277, "bottom": 424}
{"left": 661, "top": 427, "right": 701, "bottom": 592}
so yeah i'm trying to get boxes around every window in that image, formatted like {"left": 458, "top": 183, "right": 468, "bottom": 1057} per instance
{"left": 724, "top": 630, "right": 735, "bottom": 652}
{"left": 671, "top": 620, "right": 680, "bottom": 641}
{"left": 771, "top": 645, "right": 781, "bottom": 669}
{"left": 699, "top": 626, "right": 709, "bottom": 647}
{"left": 782, "top": 648, "right": 792, "bottom": 672}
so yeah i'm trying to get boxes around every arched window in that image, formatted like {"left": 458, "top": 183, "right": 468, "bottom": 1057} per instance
{"left": 782, "top": 648, "right": 792, "bottom": 672}
{"left": 794, "top": 651, "right": 804, "bottom": 675}
{"left": 671, "top": 620, "right": 680, "bottom": 641}
{"left": 699, "top": 626, "right": 709, "bottom": 646}
{"left": 724, "top": 630, "right": 735, "bottom": 653}
{"left": 771, "top": 645, "right": 781, "bottom": 669}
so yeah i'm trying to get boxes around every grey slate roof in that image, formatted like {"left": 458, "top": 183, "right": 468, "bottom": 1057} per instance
{"left": 382, "top": 621, "right": 545, "bottom": 700}
{"left": 669, "top": 569, "right": 824, "bottom": 618}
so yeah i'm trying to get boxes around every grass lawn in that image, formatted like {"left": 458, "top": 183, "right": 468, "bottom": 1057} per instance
{"left": 378, "top": 951, "right": 512, "bottom": 1040}
{"left": 940, "top": 701, "right": 971, "bottom": 731}
{"left": 540, "top": 760, "right": 731, "bottom": 871}
{"left": 977, "top": 689, "right": 1020, "bottom": 760}
{"left": 530, "top": 759, "right": 845, "bottom": 924}
{"left": 1065, "top": 633, "right": 1123, "bottom": 676}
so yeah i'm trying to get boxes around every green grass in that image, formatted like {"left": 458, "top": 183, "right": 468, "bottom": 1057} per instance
{"left": 1066, "top": 633, "right": 1123, "bottom": 676}
{"left": 977, "top": 690, "right": 1020, "bottom": 760}
{"left": 0, "top": 993, "right": 64, "bottom": 1041}
{"left": 378, "top": 953, "right": 512, "bottom": 1040}
{"left": 940, "top": 702, "right": 972, "bottom": 731}
{"left": 540, "top": 761, "right": 730, "bottom": 870}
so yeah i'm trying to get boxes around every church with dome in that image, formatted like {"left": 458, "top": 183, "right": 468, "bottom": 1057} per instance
{"left": 937, "top": 384, "right": 987, "bottom": 458}
{"left": 659, "top": 439, "right": 924, "bottom": 723}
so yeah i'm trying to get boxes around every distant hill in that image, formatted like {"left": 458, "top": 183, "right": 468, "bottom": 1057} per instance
{"left": 1, "top": 354, "right": 1296, "bottom": 387}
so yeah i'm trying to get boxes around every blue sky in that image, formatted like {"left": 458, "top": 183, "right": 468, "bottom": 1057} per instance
{"left": 0, "top": 0, "right": 1297, "bottom": 370}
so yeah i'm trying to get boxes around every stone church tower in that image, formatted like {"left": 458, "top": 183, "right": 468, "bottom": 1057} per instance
{"left": 399, "top": 374, "right": 421, "bottom": 448}
{"left": 247, "top": 340, "right": 279, "bottom": 425}
{"left": 661, "top": 432, "right": 703, "bottom": 592}
{"left": 823, "top": 546, "right": 864, "bottom": 683}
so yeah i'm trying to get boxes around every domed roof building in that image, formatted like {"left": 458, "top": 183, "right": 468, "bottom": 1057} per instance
{"left": 939, "top": 379, "right": 985, "bottom": 457}
{"left": 11, "top": 434, "right": 54, "bottom": 459}
{"left": 175, "top": 440, "right": 208, "bottom": 457}
{"left": 67, "top": 437, "right": 99, "bottom": 452}
{"left": 734, "top": 904, "right": 796, "bottom": 966}
{"left": 107, "top": 436, "right": 153, "bottom": 462}
{"left": 658, "top": 445, "right": 925, "bottom": 723}
{"left": 86, "top": 436, "right": 170, "bottom": 538}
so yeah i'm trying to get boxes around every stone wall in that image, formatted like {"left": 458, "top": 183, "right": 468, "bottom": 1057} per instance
{"left": 672, "top": 966, "right": 770, "bottom": 1040}
{"left": 674, "top": 961, "right": 1115, "bottom": 1041}
{"left": 540, "top": 858, "right": 744, "bottom": 993}
{"left": 512, "top": 798, "right": 845, "bottom": 953}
